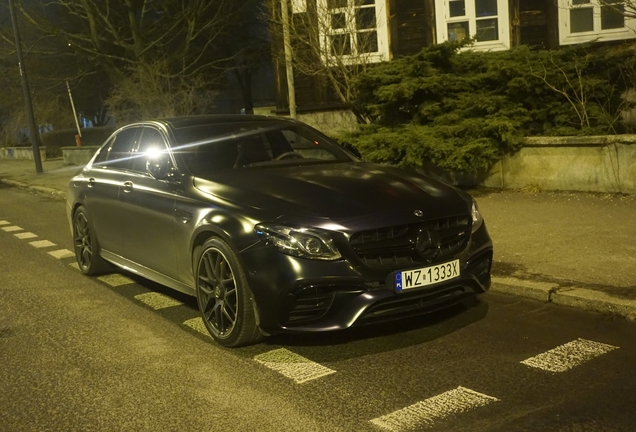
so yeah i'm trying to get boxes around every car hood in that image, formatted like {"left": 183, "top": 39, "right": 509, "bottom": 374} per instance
{"left": 193, "top": 162, "right": 469, "bottom": 229}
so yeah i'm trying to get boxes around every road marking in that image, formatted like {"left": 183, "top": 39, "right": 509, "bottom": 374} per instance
{"left": 134, "top": 292, "right": 183, "bottom": 309}
{"left": 183, "top": 317, "right": 211, "bottom": 337}
{"left": 48, "top": 249, "right": 75, "bottom": 259}
{"left": 14, "top": 232, "right": 37, "bottom": 239}
{"left": 254, "top": 348, "right": 336, "bottom": 384}
{"left": 521, "top": 338, "right": 619, "bottom": 373}
{"left": 69, "top": 263, "right": 80, "bottom": 271}
{"left": 2, "top": 226, "right": 23, "bottom": 232}
{"left": 97, "top": 274, "right": 135, "bottom": 287}
{"left": 30, "top": 240, "right": 56, "bottom": 248}
{"left": 370, "top": 387, "right": 499, "bottom": 431}
{"left": 0, "top": 220, "right": 10, "bottom": 225}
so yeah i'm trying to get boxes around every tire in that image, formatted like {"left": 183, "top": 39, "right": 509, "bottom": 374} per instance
{"left": 72, "top": 206, "right": 112, "bottom": 276}
{"left": 195, "top": 237, "right": 262, "bottom": 347}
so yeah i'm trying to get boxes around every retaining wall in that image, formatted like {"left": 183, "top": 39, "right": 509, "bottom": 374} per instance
{"left": 0, "top": 147, "right": 47, "bottom": 161}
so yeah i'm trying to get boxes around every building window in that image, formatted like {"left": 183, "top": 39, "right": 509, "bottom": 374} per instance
{"left": 435, "top": 0, "right": 511, "bottom": 51}
{"left": 559, "top": 0, "right": 636, "bottom": 45}
{"left": 317, "top": 0, "right": 390, "bottom": 63}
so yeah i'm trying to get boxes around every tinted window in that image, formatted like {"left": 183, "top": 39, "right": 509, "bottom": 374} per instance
{"left": 95, "top": 127, "right": 140, "bottom": 170}
{"left": 131, "top": 127, "right": 170, "bottom": 173}
{"left": 173, "top": 122, "right": 352, "bottom": 176}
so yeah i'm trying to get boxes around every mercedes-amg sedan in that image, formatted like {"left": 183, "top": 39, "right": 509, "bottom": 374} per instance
{"left": 67, "top": 115, "right": 493, "bottom": 347}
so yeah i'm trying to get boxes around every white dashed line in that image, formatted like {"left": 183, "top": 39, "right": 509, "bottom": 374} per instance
{"left": 48, "top": 249, "right": 75, "bottom": 259}
{"left": 2, "top": 226, "right": 23, "bottom": 232}
{"left": 183, "top": 317, "right": 211, "bottom": 337}
{"left": 0, "top": 220, "right": 10, "bottom": 225}
{"left": 134, "top": 292, "right": 183, "bottom": 309}
{"left": 521, "top": 338, "right": 619, "bottom": 373}
{"left": 254, "top": 348, "right": 336, "bottom": 384}
{"left": 30, "top": 240, "right": 56, "bottom": 248}
{"left": 370, "top": 387, "right": 499, "bottom": 431}
{"left": 14, "top": 232, "right": 37, "bottom": 239}
{"left": 97, "top": 274, "right": 135, "bottom": 287}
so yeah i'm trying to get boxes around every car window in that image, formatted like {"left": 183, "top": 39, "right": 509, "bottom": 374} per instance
{"left": 131, "top": 127, "right": 170, "bottom": 173}
{"left": 94, "top": 127, "right": 141, "bottom": 170}
{"left": 173, "top": 121, "right": 352, "bottom": 176}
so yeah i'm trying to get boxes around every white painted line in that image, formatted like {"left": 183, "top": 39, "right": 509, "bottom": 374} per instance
{"left": 183, "top": 317, "right": 211, "bottom": 337}
{"left": 2, "top": 226, "right": 23, "bottom": 232}
{"left": 0, "top": 220, "right": 10, "bottom": 226}
{"left": 69, "top": 262, "right": 80, "bottom": 271}
{"left": 254, "top": 348, "right": 336, "bottom": 384}
{"left": 14, "top": 232, "right": 37, "bottom": 239}
{"left": 370, "top": 387, "right": 499, "bottom": 431}
{"left": 521, "top": 338, "right": 619, "bottom": 373}
{"left": 30, "top": 240, "right": 56, "bottom": 248}
{"left": 48, "top": 249, "right": 75, "bottom": 259}
{"left": 134, "top": 292, "right": 183, "bottom": 309}
{"left": 97, "top": 274, "right": 135, "bottom": 287}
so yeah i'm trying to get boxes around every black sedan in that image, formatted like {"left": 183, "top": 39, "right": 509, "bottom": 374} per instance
{"left": 67, "top": 115, "right": 493, "bottom": 347}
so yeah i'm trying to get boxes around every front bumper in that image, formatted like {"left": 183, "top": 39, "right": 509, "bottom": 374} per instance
{"left": 240, "top": 222, "right": 493, "bottom": 335}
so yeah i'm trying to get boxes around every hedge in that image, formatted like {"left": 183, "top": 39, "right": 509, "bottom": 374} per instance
{"left": 40, "top": 126, "right": 115, "bottom": 157}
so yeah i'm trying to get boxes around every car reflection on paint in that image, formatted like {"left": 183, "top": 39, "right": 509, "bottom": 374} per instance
{"left": 67, "top": 115, "right": 493, "bottom": 347}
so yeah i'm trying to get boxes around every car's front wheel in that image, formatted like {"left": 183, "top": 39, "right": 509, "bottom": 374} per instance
{"left": 195, "top": 237, "right": 262, "bottom": 347}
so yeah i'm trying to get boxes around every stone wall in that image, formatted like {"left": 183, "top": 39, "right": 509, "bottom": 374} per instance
{"left": 61, "top": 146, "right": 100, "bottom": 165}
{"left": 483, "top": 135, "right": 636, "bottom": 194}
{"left": 0, "top": 147, "right": 47, "bottom": 161}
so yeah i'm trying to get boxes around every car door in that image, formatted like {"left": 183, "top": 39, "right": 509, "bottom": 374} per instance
{"left": 118, "top": 125, "right": 179, "bottom": 279}
{"left": 83, "top": 127, "right": 141, "bottom": 255}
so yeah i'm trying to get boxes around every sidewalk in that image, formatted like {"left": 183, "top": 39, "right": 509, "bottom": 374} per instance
{"left": 2, "top": 157, "right": 636, "bottom": 320}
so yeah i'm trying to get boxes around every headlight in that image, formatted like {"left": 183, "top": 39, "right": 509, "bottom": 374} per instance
{"left": 255, "top": 224, "right": 342, "bottom": 260}
{"left": 471, "top": 198, "right": 483, "bottom": 233}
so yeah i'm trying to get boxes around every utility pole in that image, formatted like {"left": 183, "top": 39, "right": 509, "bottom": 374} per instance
{"left": 280, "top": 0, "right": 297, "bottom": 119}
{"left": 9, "top": 0, "right": 43, "bottom": 173}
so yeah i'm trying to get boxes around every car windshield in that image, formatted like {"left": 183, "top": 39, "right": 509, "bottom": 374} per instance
{"left": 172, "top": 121, "right": 353, "bottom": 176}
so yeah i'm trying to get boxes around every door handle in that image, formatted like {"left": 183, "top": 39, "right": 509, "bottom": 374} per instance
{"left": 122, "top": 181, "right": 133, "bottom": 193}
{"left": 87, "top": 178, "right": 95, "bottom": 188}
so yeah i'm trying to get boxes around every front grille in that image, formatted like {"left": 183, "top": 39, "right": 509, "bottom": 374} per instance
{"left": 285, "top": 286, "right": 335, "bottom": 324}
{"left": 349, "top": 215, "right": 471, "bottom": 268}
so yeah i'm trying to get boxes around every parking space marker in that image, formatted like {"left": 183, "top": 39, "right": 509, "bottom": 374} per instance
{"left": 134, "top": 292, "right": 183, "bottom": 309}
{"left": 521, "top": 338, "right": 619, "bottom": 373}
{"left": 2, "top": 226, "right": 23, "bottom": 232}
{"left": 69, "top": 263, "right": 80, "bottom": 271}
{"left": 370, "top": 387, "right": 499, "bottom": 431}
{"left": 97, "top": 274, "right": 135, "bottom": 287}
{"left": 254, "top": 348, "right": 336, "bottom": 384}
{"left": 183, "top": 317, "right": 211, "bottom": 337}
{"left": 30, "top": 240, "right": 56, "bottom": 248}
{"left": 0, "top": 220, "right": 10, "bottom": 225}
{"left": 48, "top": 249, "right": 75, "bottom": 259}
{"left": 14, "top": 232, "right": 37, "bottom": 239}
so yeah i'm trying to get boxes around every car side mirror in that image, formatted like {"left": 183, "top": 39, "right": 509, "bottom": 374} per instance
{"left": 146, "top": 157, "right": 177, "bottom": 181}
{"left": 339, "top": 141, "right": 362, "bottom": 159}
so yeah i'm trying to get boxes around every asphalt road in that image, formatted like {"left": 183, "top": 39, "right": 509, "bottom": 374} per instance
{"left": 1, "top": 185, "right": 635, "bottom": 432}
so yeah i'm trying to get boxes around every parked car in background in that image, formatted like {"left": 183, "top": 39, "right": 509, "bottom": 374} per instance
{"left": 67, "top": 115, "right": 493, "bottom": 347}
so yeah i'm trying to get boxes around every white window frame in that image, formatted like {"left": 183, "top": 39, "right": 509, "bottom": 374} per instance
{"left": 316, "top": 0, "right": 390, "bottom": 65}
{"left": 558, "top": 0, "right": 636, "bottom": 45}
{"left": 435, "top": 0, "right": 510, "bottom": 51}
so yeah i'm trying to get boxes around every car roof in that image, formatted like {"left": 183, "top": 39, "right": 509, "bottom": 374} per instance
{"left": 156, "top": 115, "right": 293, "bottom": 130}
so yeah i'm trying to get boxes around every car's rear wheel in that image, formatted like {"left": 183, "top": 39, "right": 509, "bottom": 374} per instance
{"left": 72, "top": 206, "right": 112, "bottom": 275}
{"left": 195, "top": 238, "right": 262, "bottom": 347}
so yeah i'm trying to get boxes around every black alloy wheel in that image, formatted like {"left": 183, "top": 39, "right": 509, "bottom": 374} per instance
{"left": 195, "top": 237, "right": 261, "bottom": 347}
{"left": 72, "top": 206, "right": 112, "bottom": 275}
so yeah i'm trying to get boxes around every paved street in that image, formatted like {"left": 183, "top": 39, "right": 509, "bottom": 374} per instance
{"left": 1, "top": 185, "right": 635, "bottom": 431}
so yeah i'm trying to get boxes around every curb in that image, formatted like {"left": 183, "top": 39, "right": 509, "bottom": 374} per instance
{"left": 0, "top": 178, "right": 66, "bottom": 200}
{"left": 491, "top": 276, "right": 636, "bottom": 320}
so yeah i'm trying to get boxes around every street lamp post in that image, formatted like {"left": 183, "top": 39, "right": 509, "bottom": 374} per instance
{"left": 9, "top": 0, "right": 43, "bottom": 174}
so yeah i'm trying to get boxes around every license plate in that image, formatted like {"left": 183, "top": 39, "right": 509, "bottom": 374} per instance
{"left": 395, "top": 260, "right": 460, "bottom": 292}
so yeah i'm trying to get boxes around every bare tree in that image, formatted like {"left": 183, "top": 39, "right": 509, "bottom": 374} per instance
{"left": 269, "top": 0, "right": 389, "bottom": 122}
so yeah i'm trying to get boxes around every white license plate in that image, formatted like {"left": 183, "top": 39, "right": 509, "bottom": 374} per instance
{"left": 395, "top": 259, "right": 460, "bottom": 292}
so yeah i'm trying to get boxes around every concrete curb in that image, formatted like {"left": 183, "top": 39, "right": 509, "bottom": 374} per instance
{"left": 491, "top": 276, "right": 636, "bottom": 320}
{"left": 0, "top": 178, "right": 66, "bottom": 200}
